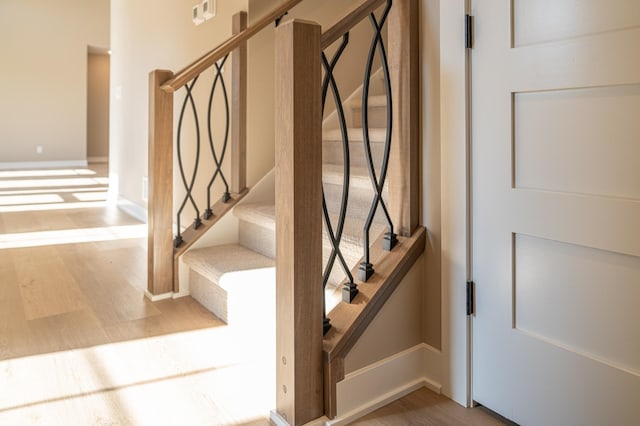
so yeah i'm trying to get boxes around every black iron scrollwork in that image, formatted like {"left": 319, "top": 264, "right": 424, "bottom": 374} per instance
{"left": 174, "top": 55, "right": 232, "bottom": 248}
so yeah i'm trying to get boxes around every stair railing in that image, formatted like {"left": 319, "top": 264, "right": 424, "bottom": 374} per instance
{"left": 274, "top": 0, "right": 419, "bottom": 423}
{"left": 148, "top": 1, "right": 306, "bottom": 296}
{"left": 148, "top": 0, "right": 418, "bottom": 422}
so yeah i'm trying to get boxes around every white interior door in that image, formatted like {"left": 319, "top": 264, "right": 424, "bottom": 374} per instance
{"left": 471, "top": 1, "right": 640, "bottom": 425}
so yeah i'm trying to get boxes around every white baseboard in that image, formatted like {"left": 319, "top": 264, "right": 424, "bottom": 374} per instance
{"left": 87, "top": 156, "right": 109, "bottom": 163}
{"left": 144, "top": 289, "right": 191, "bottom": 302}
{"left": 317, "top": 343, "right": 443, "bottom": 426}
{"left": 117, "top": 196, "right": 147, "bottom": 223}
{"left": 270, "top": 410, "right": 290, "bottom": 426}
{"left": 0, "top": 160, "right": 88, "bottom": 170}
{"left": 144, "top": 290, "right": 173, "bottom": 302}
{"left": 171, "top": 287, "right": 190, "bottom": 299}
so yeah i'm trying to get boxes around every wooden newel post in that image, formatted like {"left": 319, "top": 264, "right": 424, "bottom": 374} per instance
{"left": 389, "top": 0, "right": 420, "bottom": 237}
{"left": 148, "top": 70, "right": 175, "bottom": 296}
{"left": 231, "top": 11, "right": 248, "bottom": 194}
{"left": 274, "top": 19, "right": 324, "bottom": 425}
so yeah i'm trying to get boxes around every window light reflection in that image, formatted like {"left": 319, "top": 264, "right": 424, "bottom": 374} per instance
{"left": 0, "top": 169, "right": 96, "bottom": 178}
{"left": 72, "top": 191, "right": 108, "bottom": 202}
{"left": 0, "top": 187, "right": 107, "bottom": 196}
{"left": 0, "top": 194, "right": 64, "bottom": 206}
{"left": 0, "top": 224, "right": 147, "bottom": 250}
{"left": 0, "top": 201, "right": 108, "bottom": 213}
{"left": 0, "top": 177, "right": 109, "bottom": 190}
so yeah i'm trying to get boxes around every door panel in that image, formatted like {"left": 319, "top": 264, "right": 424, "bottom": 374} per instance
{"left": 514, "top": 233, "right": 640, "bottom": 374}
{"left": 512, "top": 0, "right": 640, "bottom": 47}
{"left": 514, "top": 85, "right": 640, "bottom": 199}
{"left": 471, "top": 1, "right": 640, "bottom": 424}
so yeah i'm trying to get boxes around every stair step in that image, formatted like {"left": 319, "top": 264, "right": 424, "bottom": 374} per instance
{"left": 322, "top": 163, "right": 371, "bottom": 190}
{"left": 350, "top": 95, "right": 388, "bottom": 128}
{"left": 323, "top": 127, "right": 388, "bottom": 143}
{"left": 322, "top": 129, "right": 387, "bottom": 168}
{"left": 355, "top": 94, "right": 388, "bottom": 108}
{"left": 230, "top": 201, "right": 387, "bottom": 287}
{"left": 322, "top": 164, "right": 389, "bottom": 225}
{"left": 233, "top": 203, "right": 275, "bottom": 231}
{"left": 184, "top": 244, "right": 275, "bottom": 325}
{"left": 234, "top": 203, "right": 276, "bottom": 258}
{"left": 322, "top": 217, "right": 387, "bottom": 286}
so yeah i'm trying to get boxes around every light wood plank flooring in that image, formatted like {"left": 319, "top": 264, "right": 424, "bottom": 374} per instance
{"left": 0, "top": 164, "right": 513, "bottom": 425}
{"left": 0, "top": 164, "right": 273, "bottom": 425}
{"left": 349, "top": 387, "right": 515, "bottom": 425}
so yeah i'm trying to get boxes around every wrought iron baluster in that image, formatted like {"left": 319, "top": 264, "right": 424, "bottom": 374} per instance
{"left": 358, "top": 0, "right": 397, "bottom": 282}
{"left": 175, "top": 76, "right": 203, "bottom": 248}
{"left": 321, "top": 34, "right": 354, "bottom": 334}
{"left": 204, "top": 55, "right": 232, "bottom": 220}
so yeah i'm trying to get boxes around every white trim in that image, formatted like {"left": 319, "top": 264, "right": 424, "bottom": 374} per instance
{"left": 171, "top": 287, "right": 190, "bottom": 299}
{"left": 144, "top": 290, "right": 173, "bottom": 302}
{"left": 117, "top": 196, "right": 147, "bottom": 223}
{"left": 0, "top": 160, "right": 88, "bottom": 170}
{"left": 440, "top": 0, "right": 471, "bottom": 407}
{"left": 144, "top": 289, "right": 191, "bottom": 302}
{"left": 270, "top": 410, "right": 290, "bottom": 426}
{"left": 299, "top": 344, "right": 443, "bottom": 426}
{"left": 87, "top": 156, "right": 109, "bottom": 163}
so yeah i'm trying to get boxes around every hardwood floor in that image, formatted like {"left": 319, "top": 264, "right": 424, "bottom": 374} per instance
{"left": 0, "top": 164, "right": 513, "bottom": 425}
{"left": 349, "top": 387, "right": 515, "bottom": 426}
{"left": 0, "top": 164, "right": 273, "bottom": 425}
{"left": 0, "top": 164, "right": 221, "bottom": 359}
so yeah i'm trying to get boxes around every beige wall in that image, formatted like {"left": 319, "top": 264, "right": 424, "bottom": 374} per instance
{"left": 0, "top": 0, "right": 109, "bottom": 165}
{"left": 345, "top": 254, "right": 425, "bottom": 373}
{"left": 87, "top": 53, "right": 110, "bottom": 160}
{"left": 421, "top": 0, "right": 442, "bottom": 350}
{"left": 111, "top": 0, "right": 380, "bottom": 211}
{"left": 110, "top": 0, "right": 249, "bottom": 207}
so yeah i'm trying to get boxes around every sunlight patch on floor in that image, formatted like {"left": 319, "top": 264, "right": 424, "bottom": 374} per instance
{"left": 0, "top": 169, "right": 97, "bottom": 179}
{"left": 71, "top": 191, "right": 108, "bottom": 201}
{"left": 0, "top": 326, "right": 275, "bottom": 425}
{"left": 0, "top": 224, "right": 147, "bottom": 249}
{"left": 0, "top": 187, "right": 108, "bottom": 197}
{"left": 0, "top": 193, "right": 64, "bottom": 206}
{"left": 0, "top": 200, "right": 109, "bottom": 213}
{"left": 0, "top": 177, "right": 109, "bottom": 190}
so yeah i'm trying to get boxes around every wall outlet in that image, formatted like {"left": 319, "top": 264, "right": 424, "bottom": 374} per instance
{"left": 192, "top": 4, "right": 204, "bottom": 25}
{"left": 36, "top": 145, "right": 43, "bottom": 154}
{"left": 202, "top": 0, "right": 216, "bottom": 20}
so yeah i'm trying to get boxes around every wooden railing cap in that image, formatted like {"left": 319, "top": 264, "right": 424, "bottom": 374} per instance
{"left": 321, "top": 0, "right": 386, "bottom": 49}
{"left": 162, "top": 0, "right": 305, "bottom": 93}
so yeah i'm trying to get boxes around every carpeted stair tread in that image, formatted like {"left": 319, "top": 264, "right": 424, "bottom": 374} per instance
{"left": 322, "top": 164, "right": 372, "bottom": 190}
{"left": 233, "top": 203, "right": 275, "bottom": 231}
{"left": 183, "top": 244, "right": 274, "bottom": 290}
{"left": 323, "top": 127, "right": 387, "bottom": 143}
{"left": 350, "top": 94, "right": 388, "bottom": 108}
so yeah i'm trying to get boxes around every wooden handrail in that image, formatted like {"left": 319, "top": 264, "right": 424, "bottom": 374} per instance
{"left": 162, "top": 0, "right": 305, "bottom": 92}
{"left": 321, "top": 0, "right": 385, "bottom": 49}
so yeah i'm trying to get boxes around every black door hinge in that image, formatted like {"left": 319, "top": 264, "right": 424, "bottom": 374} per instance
{"left": 465, "top": 14, "right": 473, "bottom": 49}
{"left": 466, "top": 281, "right": 475, "bottom": 315}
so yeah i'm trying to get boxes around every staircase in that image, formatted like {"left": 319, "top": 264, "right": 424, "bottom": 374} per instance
{"left": 182, "top": 74, "right": 390, "bottom": 326}
{"left": 146, "top": 1, "right": 421, "bottom": 421}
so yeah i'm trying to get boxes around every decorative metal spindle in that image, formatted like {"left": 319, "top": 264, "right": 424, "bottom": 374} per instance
{"left": 358, "top": 0, "right": 397, "bottom": 282}
{"left": 174, "top": 76, "right": 202, "bottom": 248}
{"left": 204, "top": 54, "right": 232, "bottom": 220}
{"left": 321, "top": 34, "right": 355, "bottom": 334}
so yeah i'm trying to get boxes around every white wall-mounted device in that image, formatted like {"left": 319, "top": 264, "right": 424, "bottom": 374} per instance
{"left": 202, "top": 0, "right": 216, "bottom": 20}
{"left": 192, "top": 4, "right": 204, "bottom": 26}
